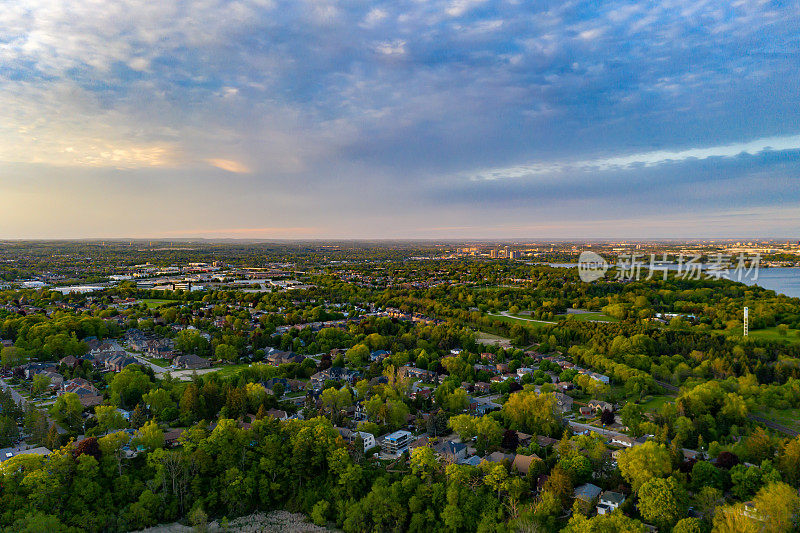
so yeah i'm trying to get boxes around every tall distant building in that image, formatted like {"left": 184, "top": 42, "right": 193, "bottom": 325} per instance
{"left": 509, "top": 250, "right": 520, "bottom": 260}
{"left": 490, "top": 249, "right": 498, "bottom": 259}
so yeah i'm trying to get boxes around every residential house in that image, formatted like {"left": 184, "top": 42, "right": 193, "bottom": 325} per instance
{"left": 60, "top": 378, "right": 102, "bottom": 407}
{"left": 574, "top": 483, "right": 602, "bottom": 503}
{"left": 512, "top": 454, "right": 541, "bottom": 476}
{"left": 370, "top": 350, "right": 390, "bottom": 362}
{"left": 59, "top": 355, "right": 80, "bottom": 368}
{"left": 516, "top": 432, "right": 533, "bottom": 447}
{"left": 553, "top": 392, "right": 574, "bottom": 414}
{"left": 588, "top": 400, "right": 613, "bottom": 412}
{"left": 0, "top": 445, "right": 51, "bottom": 463}
{"left": 336, "top": 428, "right": 376, "bottom": 452}
{"left": 407, "top": 437, "right": 429, "bottom": 454}
{"left": 380, "top": 430, "right": 412, "bottom": 457}
{"left": 163, "top": 428, "right": 186, "bottom": 447}
{"left": 397, "top": 366, "right": 437, "bottom": 382}
{"left": 460, "top": 455, "right": 483, "bottom": 466}
{"left": 516, "top": 367, "right": 534, "bottom": 378}
{"left": 470, "top": 399, "right": 501, "bottom": 416}
{"left": 536, "top": 435, "right": 559, "bottom": 448}
{"left": 310, "top": 367, "right": 360, "bottom": 390}
{"left": 105, "top": 353, "right": 139, "bottom": 372}
{"left": 597, "top": 491, "right": 626, "bottom": 515}
{"left": 19, "top": 362, "right": 57, "bottom": 380}
{"left": 483, "top": 451, "right": 515, "bottom": 464}
{"left": 265, "top": 409, "right": 288, "bottom": 421}
{"left": 435, "top": 441, "right": 467, "bottom": 463}
{"left": 474, "top": 382, "right": 491, "bottom": 394}
{"left": 173, "top": 354, "right": 210, "bottom": 370}
{"left": 38, "top": 371, "right": 64, "bottom": 389}
{"left": 265, "top": 350, "right": 305, "bottom": 366}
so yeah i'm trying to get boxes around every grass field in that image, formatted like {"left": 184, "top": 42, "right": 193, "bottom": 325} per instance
{"left": 639, "top": 395, "right": 673, "bottom": 411}
{"left": 210, "top": 363, "right": 255, "bottom": 377}
{"left": 490, "top": 308, "right": 618, "bottom": 326}
{"left": 140, "top": 298, "right": 173, "bottom": 309}
{"left": 754, "top": 407, "right": 800, "bottom": 433}
{"left": 558, "top": 311, "right": 619, "bottom": 323}
{"left": 713, "top": 326, "right": 800, "bottom": 344}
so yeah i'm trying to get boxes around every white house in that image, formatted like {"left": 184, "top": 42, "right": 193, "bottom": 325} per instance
{"left": 597, "top": 491, "right": 625, "bottom": 514}
{"left": 357, "top": 431, "right": 376, "bottom": 451}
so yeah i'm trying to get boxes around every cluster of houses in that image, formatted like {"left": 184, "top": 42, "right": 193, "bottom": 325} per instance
{"left": 125, "top": 330, "right": 176, "bottom": 359}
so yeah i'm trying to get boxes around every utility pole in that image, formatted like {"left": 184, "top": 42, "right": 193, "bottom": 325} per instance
{"left": 743, "top": 307, "right": 749, "bottom": 337}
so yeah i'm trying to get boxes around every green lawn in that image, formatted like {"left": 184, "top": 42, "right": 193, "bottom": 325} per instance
{"left": 754, "top": 407, "right": 800, "bottom": 433}
{"left": 209, "top": 363, "right": 254, "bottom": 378}
{"left": 557, "top": 311, "right": 619, "bottom": 323}
{"left": 474, "top": 331, "right": 517, "bottom": 349}
{"left": 488, "top": 313, "right": 553, "bottom": 328}
{"left": 490, "top": 308, "right": 618, "bottom": 326}
{"left": 713, "top": 326, "right": 800, "bottom": 344}
{"left": 638, "top": 395, "right": 672, "bottom": 411}
{"left": 140, "top": 298, "right": 173, "bottom": 309}
{"left": 148, "top": 358, "right": 173, "bottom": 368}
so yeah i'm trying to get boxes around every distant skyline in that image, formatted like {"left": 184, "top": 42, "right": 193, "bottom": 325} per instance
{"left": 1, "top": 1, "right": 799, "bottom": 239}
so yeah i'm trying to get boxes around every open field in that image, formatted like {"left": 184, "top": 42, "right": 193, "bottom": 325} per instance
{"left": 638, "top": 395, "right": 673, "bottom": 411}
{"left": 753, "top": 407, "right": 800, "bottom": 434}
{"left": 475, "top": 331, "right": 514, "bottom": 346}
{"left": 558, "top": 311, "right": 619, "bottom": 323}
{"left": 140, "top": 299, "right": 173, "bottom": 309}
{"left": 489, "top": 308, "right": 617, "bottom": 326}
{"left": 488, "top": 312, "right": 553, "bottom": 327}
{"left": 714, "top": 326, "right": 800, "bottom": 344}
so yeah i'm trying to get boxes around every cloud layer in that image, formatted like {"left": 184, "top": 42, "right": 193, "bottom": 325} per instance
{"left": 0, "top": 0, "right": 798, "bottom": 238}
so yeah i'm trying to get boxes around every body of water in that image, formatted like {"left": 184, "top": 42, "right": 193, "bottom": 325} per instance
{"left": 546, "top": 263, "right": 800, "bottom": 299}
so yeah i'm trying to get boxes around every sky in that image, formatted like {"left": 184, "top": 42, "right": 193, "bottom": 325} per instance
{"left": 0, "top": 0, "right": 798, "bottom": 239}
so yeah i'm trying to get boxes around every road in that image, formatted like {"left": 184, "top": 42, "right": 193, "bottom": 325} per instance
{"left": 131, "top": 354, "right": 169, "bottom": 373}
{"left": 491, "top": 311, "right": 556, "bottom": 324}
{"left": 0, "top": 377, "right": 29, "bottom": 408}
{"left": 568, "top": 420, "right": 627, "bottom": 439}
{"left": 113, "top": 341, "right": 170, "bottom": 373}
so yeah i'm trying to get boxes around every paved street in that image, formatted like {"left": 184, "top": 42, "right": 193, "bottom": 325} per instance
{"left": 0, "top": 377, "right": 29, "bottom": 408}
{"left": 568, "top": 420, "right": 626, "bottom": 439}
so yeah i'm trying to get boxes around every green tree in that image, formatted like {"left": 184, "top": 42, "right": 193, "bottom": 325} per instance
{"left": 142, "top": 388, "right": 174, "bottom": 419}
{"left": 637, "top": 476, "right": 687, "bottom": 530}
{"left": 345, "top": 344, "right": 369, "bottom": 366}
{"left": 133, "top": 420, "right": 165, "bottom": 451}
{"left": 563, "top": 511, "right": 647, "bottom": 532}
{"left": 501, "top": 390, "right": 562, "bottom": 436}
{"left": 49, "top": 392, "right": 83, "bottom": 431}
{"left": 777, "top": 436, "right": 800, "bottom": 485}
{"left": 673, "top": 518, "right": 704, "bottom": 533}
{"left": 1, "top": 346, "right": 27, "bottom": 367}
{"left": 30, "top": 374, "right": 51, "bottom": 396}
{"left": 94, "top": 405, "right": 127, "bottom": 433}
{"left": 215, "top": 343, "right": 238, "bottom": 361}
{"left": 617, "top": 441, "right": 673, "bottom": 491}
{"left": 108, "top": 365, "right": 152, "bottom": 408}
